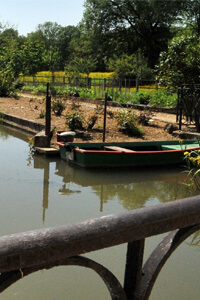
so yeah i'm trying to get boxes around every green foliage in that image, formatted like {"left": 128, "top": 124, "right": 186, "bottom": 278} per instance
{"left": 115, "top": 110, "right": 143, "bottom": 137}
{"left": 83, "top": 0, "right": 192, "bottom": 68}
{"left": 138, "top": 111, "right": 152, "bottom": 126}
{"left": 108, "top": 54, "right": 137, "bottom": 79}
{"left": 184, "top": 149, "right": 200, "bottom": 190}
{"left": 27, "top": 22, "right": 79, "bottom": 71}
{"left": 0, "top": 73, "right": 21, "bottom": 97}
{"left": 87, "top": 114, "right": 98, "bottom": 130}
{"left": 21, "top": 82, "right": 178, "bottom": 108}
{"left": 136, "top": 92, "right": 151, "bottom": 105}
{"left": 108, "top": 53, "right": 153, "bottom": 80}
{"left": 52, "top": 99, "right": 66, "bottom": 116}
{"left": 20, "top": 41, "right": 45, "bottom": 75}
{"left": 66, "top": 111, "right": 85, "bottom": 130}
{"left": 38, "top": 110, "right": 46, "bottom": 119}
{"left": 156, "top": 36, "right": 200, "bottom": 87}
{"left": 150, "top": 90, "right": 177, "bottom": 108}
{"left": 65, "top": 56, "right": 97, "bottom": 77}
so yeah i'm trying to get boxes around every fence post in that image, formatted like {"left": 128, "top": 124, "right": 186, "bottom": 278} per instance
{"left": 119, "top": 79, "right": 122, "bottom": 92}
{"left": 103, "top": 78, "right": 107, "bottom": 91}
{"left": 136, "top": 77, "right": 139, "bottom": 92}
{"left": 87, "top": 77, "right": 92, "bottom": 89}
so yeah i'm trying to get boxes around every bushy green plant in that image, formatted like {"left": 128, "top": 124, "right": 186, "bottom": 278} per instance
{"left": 79, "top": 88, "right": 93, "bottom": 98}
{"left": 0, "top": 74, "right": 20, "bottom": 98}
{"left": 138, "top": 111, "right": 152, "bottom": 126}
{"left": 38, "top": 110, "right": 46, "bottom": 119}
{"left": 87, "top": 114, "right": 98, "bottom": 130}
{"left": 111, "top": 91, "right": 138, "bottom": 104}
{"left": 156, "top": 36, "right": 200, "bottom": 87}
{"left": 115, "top": 110, "right": 143, "bottom": 137}
{"left": 66, "top": 111, "right": 84, "bottom": 130}
{"left": 52, "top": 99, "right": 66, "bottom": 116}
{"left": 150, "top": 90, "right": 177, "bottom": 108}
{"left": 136, "top": 92, "right": 151, "bottom": 105}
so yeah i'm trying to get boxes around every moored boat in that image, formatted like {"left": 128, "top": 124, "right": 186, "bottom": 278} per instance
{"left": 56, "top": 138, "right": 200, "bottom": 168}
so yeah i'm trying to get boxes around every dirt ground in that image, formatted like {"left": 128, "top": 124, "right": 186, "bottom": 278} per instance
{"left": 0, "top": 93, "right": 181, "bottom": 145}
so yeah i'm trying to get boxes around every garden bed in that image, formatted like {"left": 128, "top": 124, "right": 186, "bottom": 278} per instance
{"left": 0, "top": 94, "right": 180, "bottom": 146}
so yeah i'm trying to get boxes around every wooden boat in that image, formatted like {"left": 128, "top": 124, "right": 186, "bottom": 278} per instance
{"left": 56, "top": 139, "right": 200, "bottom": 168}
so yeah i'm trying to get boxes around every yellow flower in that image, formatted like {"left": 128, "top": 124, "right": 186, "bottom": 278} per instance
{"left": 184, "top": 151, "right": 189, "bottom": 156}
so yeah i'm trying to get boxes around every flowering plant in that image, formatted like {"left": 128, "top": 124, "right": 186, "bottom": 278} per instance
{"left": 184, "top": 150, "right": 200, "bottom": 189}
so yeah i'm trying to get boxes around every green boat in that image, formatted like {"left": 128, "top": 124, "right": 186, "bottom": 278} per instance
{"left": 56, "top": 139, "right": 200, "bottom": 168}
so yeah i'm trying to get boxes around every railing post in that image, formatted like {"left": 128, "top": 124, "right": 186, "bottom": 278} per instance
{"left": 124, "top": 239, "right": 145, "bottom": 300}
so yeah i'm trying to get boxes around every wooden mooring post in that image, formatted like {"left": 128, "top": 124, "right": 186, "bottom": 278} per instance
{"left": 45, "top": 83, "right": 51, "bottom": 147}
{"left": 103, "top": 92, "right": 108, "bottom": 142}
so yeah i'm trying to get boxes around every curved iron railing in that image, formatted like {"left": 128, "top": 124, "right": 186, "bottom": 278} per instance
{"left": 1, "top": 195, "right": 200, "bottom": 299}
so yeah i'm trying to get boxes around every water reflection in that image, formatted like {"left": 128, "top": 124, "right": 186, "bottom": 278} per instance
{"left": 55, "top": 160, "right": 196, "bottom": 209}
{"left": 0, "top": 124, "right": 31, "bottom": 142}
{"left": 29, "top": 152, "right": 198, "bottom": 221}
{"left": 3, "top": 124, "right": 196, "bottom": 222}
{"left": 33, "top": 155, "right": 51, "bottom": 222}
{"left": 188, "top": 230, "right": 200, "bottom": 248}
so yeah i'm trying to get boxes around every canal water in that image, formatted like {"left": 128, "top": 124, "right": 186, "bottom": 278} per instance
{"left": 1, "top": 125, "right": 200, "bottom": 300}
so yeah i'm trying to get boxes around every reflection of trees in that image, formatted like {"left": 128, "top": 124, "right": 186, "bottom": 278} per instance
{"left": 0, "top": 125, "right": 9, "bottom": 140}
{"left": 187, "top": 230, "right": 200, "bottom": 248}
{"left": 92, "top": 178, "right": 198, "bottom": 211}
{"left": 154, "top": 180, "right": 198, "bottom": 203}
{"left": 59, "top": 183, "right": 81, "bottom": 195}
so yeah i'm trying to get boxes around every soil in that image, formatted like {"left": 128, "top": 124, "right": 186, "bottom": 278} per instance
{"left": 0, "top": 93, "right": 181, "bottom": 146}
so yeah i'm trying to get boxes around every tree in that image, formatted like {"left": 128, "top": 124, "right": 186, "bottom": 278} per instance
{"left": 65, "top": 25, "right": 97, "bottom": 76}
{"left": 0, "top": 38, "right": 22, "bottom": 96}
{"left": 27, "top": 22, "right": 79, "bottom": 71}
{"left": 83, "top": 0, "right": 195, "bottom": 68}
{"left": 56, "top": 25, "right": 80, "bottom": 70}
{"left": 156, "top": 36, "right": 200, "bottom": 87}
{"left": 20, "top": 41, "right": 45, "bottom": 75}
{"left": 108, "top": 52, "right": 153, "bottom": 79}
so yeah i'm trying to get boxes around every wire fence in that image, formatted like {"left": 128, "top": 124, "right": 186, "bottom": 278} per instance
{"left": 19, "top": 75, "right": 162, "bottom": 93}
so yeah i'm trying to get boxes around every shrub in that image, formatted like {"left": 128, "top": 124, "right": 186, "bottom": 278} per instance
{"left": 150, "top": 90, "right": 177, "bottom": 108}
{"left": 87, "top": 114, "right": 98, "bottom": 130}
{"left": 66, "top": 111, "right": 84, "bottom": 130}
{"left": 38, "top": 110, "right": 45, "bottom": 119}
{"left": 136, "top": 92, "right": 151, "bottom": 105}
{"left": 115, "top": 110, "right": 143, "bottom": 137}
{"left": 138, "top": 111, "right": 152, "bottom": 126}
{"left": 52, "top": 99, "right": 66, "bottom": 116}
{"left": 0, "top": 75, "right": 20, "bottom": 98}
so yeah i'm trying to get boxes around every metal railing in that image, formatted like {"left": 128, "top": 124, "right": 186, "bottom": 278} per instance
{"left": 1, "top": 195, "right": 200, "bottom": 299}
